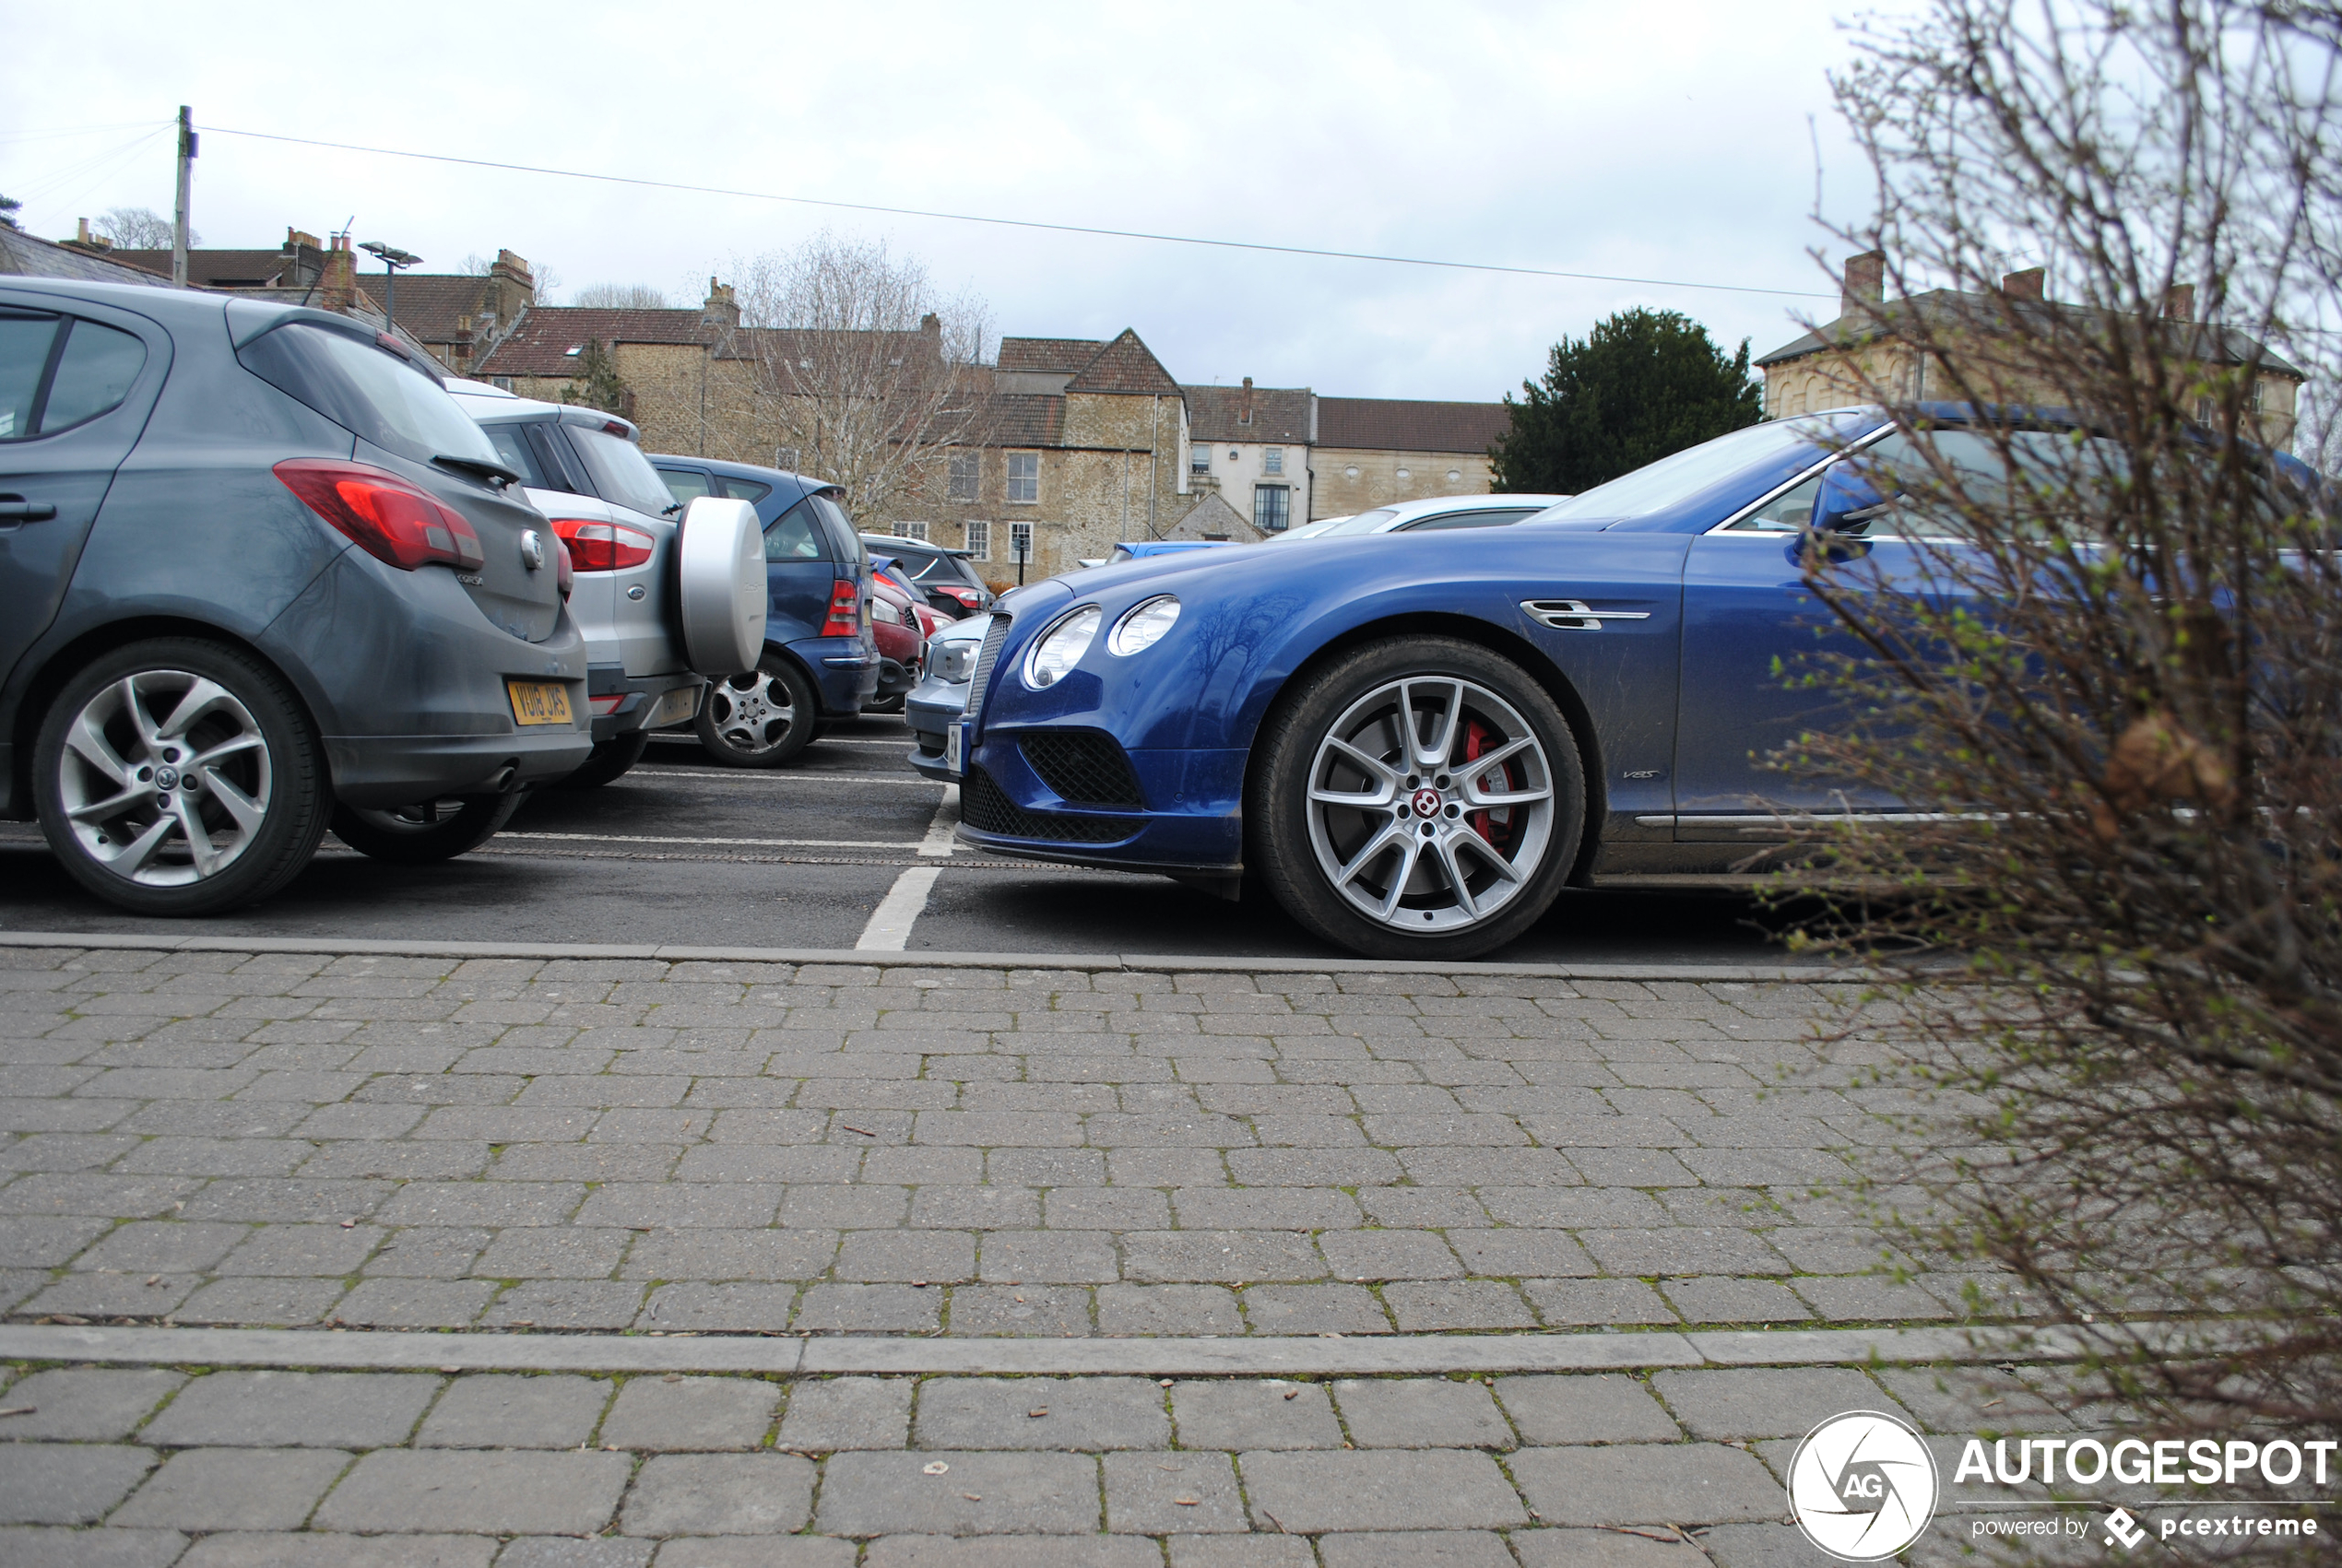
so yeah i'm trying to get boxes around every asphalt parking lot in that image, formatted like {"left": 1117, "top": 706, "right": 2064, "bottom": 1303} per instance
{"left": 0, "top": 714, "right": 1820, "bottom": 964}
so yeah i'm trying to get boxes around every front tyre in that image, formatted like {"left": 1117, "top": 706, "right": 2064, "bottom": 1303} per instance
{"left": 330, "top": 794, "right": 522, "bottom": 863}
{"left": 34, "top": 638, "right": 329, "bottom": 916}
{"left": 1250, "top": 637, "right": 1584, "bottom": 961}
{"left": 693, "top": 654, "right": 819, "bottom": 767}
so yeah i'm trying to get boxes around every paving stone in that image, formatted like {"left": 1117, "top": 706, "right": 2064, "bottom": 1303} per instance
{"left": 415, "top": 1374, "right": 610, "bottom": 1448}
{"left": 653, "top": 1541, "right": 857, "bottom": 1568}
{"left": 1507, "top": 1444, "right": 1784, "bottom": 1526}
{"left": 792, "top": 1283, "right": 937, "bottom": 1332}
{"left": 141, "top": 1371, "right": 441, "bottom": 1448}
{"left": 598, "top": 1375, "right": 780, "bottom": 1451}
{"left": 816, "top": 1452, "right": 1100, "bottom": 1536}
{"left": 1659, "top": 1277, "right": 1813, "bottom": 1325}
{"left": 331, "top": 1278, "right": 495, "bottom": 1326}
{"left": 1095, "top": 1284, "right": 1240, "bottom": 1336}
{"left": 861, "top": 1540, "right": 1154, "bottom": 1568}
{"left": 1316, "top": 1532, "right": 1520, "bottom": 1568}
{"left": 0, "top": 1444, "right": 156, "bottom": 1523}
{"left": 1446, "top": 1229, "right": 1595, "bottom": 1279}
{"left": 213, "top": 1222, "right": 383, "bottom": 1276}
{"left": 617, "top": 1452, "right": 815, "bottom": 1535}
{"left": 19, "top": 1271, "right": 197, "bottom": 1318}
{"left": 1508, "top": 1528, "right": 1712, "bottom": 1567}
{"left": 977, "top": 1231, "right": 1118, "bottom": 1284}
{"left": 1331, "top": 1377, "right": 1513, "bottom": 1448}
{"left": 1495, "top": 1375, "right": 1683, "bottom": 1444}
{"left": 916, "top": 1376, "right": 1167, "bottom": 1451}
{"left": 1652, "top": 1367, "right": 1908, "bottom": 1441}
{"left": 181, "top": 1533, "right": 500, "bottom": 1566}
{"left": 1869, "top": 1366, "right": 2071, "bottom": 1435}
{"left": 638, "top": 1283, "right": 801, "bottom": 1332}
{"left": 174, "top": 1276, "right": 349, "bottom": 1326}
{"left": 0, "top": 1368, "right": 184, "bottom": 1441}
{"left": 1171, "top": 1380, "right": 1341, "bottom": 1450}
{"left": 473, "top": 1228, "right": 631, "bottom": 1279}
{"left": 1318, "top": 1231, "right": 1460, "bottom": 1282}
{"left": 0, "top": 1214, "right": 112, "bottom": 1267}
{"left": 0, "top": 1526, "right": 190, "bottom": 1568}
{"left": 1578, "top": 1228, "right": 1787, "bottom": 1277}
{"left": 111, "top": 1446, "right": 349, "bottom": 1530}
{"left": 777, "top": 1376, "right": 914, "bottom": 1451}
{"left": 1520, "top": 1278, "right": 1677, "bottom": 1326}
{"left": 1121, "top": 1231, "right": 1322, "bottom": 1284}
{"left": 363, "top": 1227, "right": 490, "bottom": 1278}
{"left": 1102, "top": 1449, "right": 1246, "bottom": 1533}
{"left": 315, "top": 1450, "right": 631, "bottom": 1534}
{"left": 1237, "top": 1283, "right": 1390, "bottom": 1334}
{"left": 1692, "top": 1523, "right": 1826, "bottom": 1568}
{"left": 1792, "top": 1275, "right": 1955, "bottom": 1322}
{"left": 72, "top": 1220, "right": 247, "bottom": 1273}
{"left": 948, "top": 1284, "right": 1094, "bottom": 1337}
{"left": 481, "top": 1280, "right": 646, "bottom": 1330}
{"left": 492, "top": 1539, "right": 655, "bottom": 1568}
{"left": 836, "top": 1230, "right": 976, "bottom": 1283}
{"left": 1381, "top": 1279, "right": 1536, "bottom": 1331}
{"left": 1238, "top": 1449, "right": 1527, "bottom": 1532}
{"left": 1165, "top": 1539, "right": 1317, "bottom": 1568}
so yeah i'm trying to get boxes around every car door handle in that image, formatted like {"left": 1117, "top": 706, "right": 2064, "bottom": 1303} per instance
{"left": 0, "top": 497, "right": 57, "bottom": 524}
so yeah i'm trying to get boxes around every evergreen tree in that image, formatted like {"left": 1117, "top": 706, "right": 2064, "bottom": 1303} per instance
{"left": 559, "top": 338, "right": 631, "bottom": 418}
{"left": 0, "top": 194, "right": 19, "bottom": 230}
{"left": 1491, "top": 308, "right": 1763, "bottom": 493}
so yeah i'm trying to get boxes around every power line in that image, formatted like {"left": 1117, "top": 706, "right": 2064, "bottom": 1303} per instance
{"left": 205, "top": 124, "right": 1836, "bottom": 301}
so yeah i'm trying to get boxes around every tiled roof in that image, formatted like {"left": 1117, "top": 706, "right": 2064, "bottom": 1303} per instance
{"left": 999, "top": 336, "right": 1105, "bottom": 373}
{"left": 1756, "top": 289, "right": 2306, "bottom": 378}
{"left": 350, "top": 274, "right": 501, "bottom": 344}
{"left": 990, "top": 394, "right": 1065, "bottom": 446}
{"left": 109, "top": 248, "right": 302, "bottom": 288}
{"left": 477, "top": 307, "right": 712, "bottom": 375}
{"left": 1184, "top": 383, "right": 1311, "bottom": 444}
{"left": 1315, "top": 396, "right": 1510, "bottom": 454}
{"left": 1065, "top": 329, "right": 1181, "bottom": 395}
{"left": 0, "top": 229, "right": 183, "bottom": 288}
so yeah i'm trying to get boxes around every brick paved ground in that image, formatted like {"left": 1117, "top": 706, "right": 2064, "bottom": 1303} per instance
{"left": 0, "top": 945, "right": 1982, "bottom": 1337}
{"left": 0, "top": 1358, "right": 2088, "bottom": 1564}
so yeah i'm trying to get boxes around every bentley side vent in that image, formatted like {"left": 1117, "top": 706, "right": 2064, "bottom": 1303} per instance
{"left": 1520, "top": 599, "right": 1652, "bottom": 631}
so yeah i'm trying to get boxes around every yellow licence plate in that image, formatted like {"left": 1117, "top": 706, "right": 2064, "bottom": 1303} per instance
{"left": 506, "top": 680, "right": 574, "bottom": 726}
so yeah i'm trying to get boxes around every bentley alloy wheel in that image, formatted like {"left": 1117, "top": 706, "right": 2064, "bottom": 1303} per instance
{"left": 1254, "top": 636, "right": 1584, "bottom": 959}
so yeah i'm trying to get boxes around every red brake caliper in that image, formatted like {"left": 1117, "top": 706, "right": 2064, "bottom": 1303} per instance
{"left": 1462, "top": 720, "right": 1499, "bottom": 844}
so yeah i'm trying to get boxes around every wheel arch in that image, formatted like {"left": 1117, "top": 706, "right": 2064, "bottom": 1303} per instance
{"left": 8, "top": 616, "right": 326, "bottom": 821}
{"left": 1241, "top": 611, "right": 1607, "bottom": 886}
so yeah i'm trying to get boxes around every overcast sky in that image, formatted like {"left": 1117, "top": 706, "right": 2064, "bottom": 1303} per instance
{"left": 4, "top": 0, "right": 1895, "bottom": 402}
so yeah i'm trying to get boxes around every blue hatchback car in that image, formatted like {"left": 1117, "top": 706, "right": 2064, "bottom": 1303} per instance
{"left": 948, "top": 407, "right": 2084, "bottom": 958}
{"left": 651, "top": 454, "right": 877, "bottom": 766}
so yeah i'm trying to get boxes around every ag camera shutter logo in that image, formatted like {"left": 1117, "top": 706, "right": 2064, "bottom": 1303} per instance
{"left": 1788, "top": 1409, "right": 1940, "bottom": 1561}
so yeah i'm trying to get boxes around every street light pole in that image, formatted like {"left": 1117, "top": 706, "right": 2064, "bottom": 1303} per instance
{"left": 359, "top": 242, "right": 421, "bottom": 337}
{"left": 172, "top": 107, "right": 196, "bottom": 288}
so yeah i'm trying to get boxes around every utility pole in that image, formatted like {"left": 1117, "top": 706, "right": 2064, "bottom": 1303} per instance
{"left": 172, "top": 106, "right": 196, "bottom": 287}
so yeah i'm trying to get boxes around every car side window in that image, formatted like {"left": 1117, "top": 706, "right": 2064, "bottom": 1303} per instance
{"left": 0, "top": 312, "right": 148, "bottom": 442}
{"left": 719, "top": 477, "right": 772, "bottom": 503}
{"left": 1724, "top": 473, "right": 1824, "bottom": 532}
{"left": 763, "top": 498, "right": 831, "bottom": 561}
{"left": 485, "top": 426, "right": 552, "bottom": 489}
{"left": 658, "top": 466, "right": 716, "bottom": 504}
{"left": 1403, "top": 508, "right": 1538, "bottom": 532}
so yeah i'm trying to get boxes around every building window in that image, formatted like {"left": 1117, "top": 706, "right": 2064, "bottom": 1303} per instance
{"left": 1254, "top": 485, "right": 1291, "bottom": 533}
{"left": 1264, "top": 447, "right": 1283, "bottom": 476}
{"left": 1006, "top": 452, "right": 1039, "bottom": 503}
{"left": 2252, "top": 378, "right": 2268, "bottom": 412}
{"left": 1228, "top": 449, "right": 1240, "bottom": 462}
{"left": 1190, "top": 444, "right": 1210, "bottom": 475}
{"left": 893, "top": 521, "right": 929, "bottom": 541}
{"left": 964, "top": 520, "right": 991, "bottom": 560}
{"left": 775, "top": 446, "right": 800, "bottom": 471}
{"left": 948, "top": 452, "right": 979, "bottom": 501}
{"left": 1009, "top": 521, "right": 1034, "bottom": 562}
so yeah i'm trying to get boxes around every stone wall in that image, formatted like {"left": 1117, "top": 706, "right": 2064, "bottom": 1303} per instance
{"left": 1312, "top": 449, "right": 1495, "bottom": 519}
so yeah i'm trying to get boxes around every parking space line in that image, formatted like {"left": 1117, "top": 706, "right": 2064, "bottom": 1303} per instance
{"left": 636, "top": 770, "right": 944, "bottom": 786}
{"left": 855, "top": 866, "right": 942, "bottom": 950}
{"left": 919, "top": 784, "right": 961, "bottom": 858}
{"left": 501, "top": 831, "right": 922, "bottom": 850}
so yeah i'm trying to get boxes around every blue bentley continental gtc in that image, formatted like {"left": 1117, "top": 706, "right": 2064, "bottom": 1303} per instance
{"left": 948, "top": 407, "right": 1993, "bottom": 959}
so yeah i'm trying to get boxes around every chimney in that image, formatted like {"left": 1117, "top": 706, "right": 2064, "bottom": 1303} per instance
{"left": 2000, "top": 267, "right": 2046, "bottom": 302}
{"left": 64, "top": 218, "right": 112, "bottom": 253}
{"left": 1240, "top": 375, "right": 1254, "bottom": 426}
{"left": 919, "top": 312, "right": 940, "bottom": 336}
{"left": 2162, "top": 284, "right": 2195, "bottom": 322}
{"left": 315, "top": 234, "right": 357, "bottom": 313}
{"left": 490, "top": 250, "right": 536, "bottom": 326}
{"left": 1839, "top": 251, "right": 1885, "bottom": 319}
{"left": 285, "top": 227, "right": 322, "bottom": 252}
{"left": 700, "top": 278, "right": 740, "bottom": 333}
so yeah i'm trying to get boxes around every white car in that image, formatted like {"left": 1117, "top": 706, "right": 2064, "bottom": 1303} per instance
{"left": 1278, "top": 494, "right": 1570, "bottom": 539}
{"left": 448, "top": 380, "right": 763, "bottom": 788}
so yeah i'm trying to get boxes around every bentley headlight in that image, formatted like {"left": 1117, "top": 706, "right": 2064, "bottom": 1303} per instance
{"left": 1023, "top": 606, "right": 1102, "bottom": 689}
{"left": 1109, "top": 595, "right": 1181, "bottom": 655}
{"left": 932, "top": 635, "right": 982, "bottom": 684}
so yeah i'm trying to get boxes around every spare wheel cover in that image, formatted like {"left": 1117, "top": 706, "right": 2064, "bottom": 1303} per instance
{"left": 675, "top": 496, "right": 766, "bottom": 676}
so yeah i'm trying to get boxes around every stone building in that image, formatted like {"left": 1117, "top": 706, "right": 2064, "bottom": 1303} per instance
{"left": 1757, "top": 251, "right": 2304, "bottom": 448}
{"left": 1309, "top": 397, "right": 1511, "bottom": 519}
{"left": 1182, "top": 377, "right": 1312, "bottom": 534}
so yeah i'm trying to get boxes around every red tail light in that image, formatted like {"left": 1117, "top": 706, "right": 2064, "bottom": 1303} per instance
{"left": 821, "top": 578, "right": 860, "bottom": 637}
{"left": 554, "top": 535, "right": 574, "bottom": 597}
{"left": 274, "top": 458, "right": 485, "bottom": 572}
{"left": 549, "top": 517, "right": 656, "bottom": 572}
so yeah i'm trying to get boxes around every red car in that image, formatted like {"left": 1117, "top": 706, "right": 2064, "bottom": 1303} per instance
{"left": 867, "top": 561, "right": 929, "bottom": 713}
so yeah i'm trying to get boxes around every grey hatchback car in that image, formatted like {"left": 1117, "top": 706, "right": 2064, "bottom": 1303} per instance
{"left": 0, "top": 278, "right": 592, "bottom": 915}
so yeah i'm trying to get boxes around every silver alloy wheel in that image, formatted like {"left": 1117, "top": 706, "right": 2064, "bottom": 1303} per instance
{"left": 1302, "top": 676, "right": 1555, "bottom": 933}
{"left": 54, "top": 669, "right": 274, "bottom": 887}
{"left": 707, "top": 667, "right": 798, "bottom": 756}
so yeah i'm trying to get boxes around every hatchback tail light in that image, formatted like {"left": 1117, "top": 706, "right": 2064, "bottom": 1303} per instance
{"left": 549, "top": 517, "right": 656, "bottom": 572}
{"left": 821, "top": 578, "right": 860, "bottom": 637}
{"left": 274, "top": 458, "right": 486, "bottom": 572}
{"left": 946, "top": 585, "right": 985, "bottom": 607}
{"left": 554, "top": 535, "right": 574, "bottom": 597}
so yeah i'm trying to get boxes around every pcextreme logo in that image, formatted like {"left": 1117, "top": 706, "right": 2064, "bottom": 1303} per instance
{"left": 1787, "top": 1409, "right": 1941, "bottom": 1562}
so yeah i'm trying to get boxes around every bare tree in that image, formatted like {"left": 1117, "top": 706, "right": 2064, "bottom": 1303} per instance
{"left": 95, "top": 206, "right": 191, "bottom": 249}
{"left": 729, "top": 233, "right": 994, "bottom": 525}
{"left": 570, "top": 282, "right": 671, "bottom": 309}
{"left": 1766, "top": 2, "right": 2342, "bottom": 1545}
